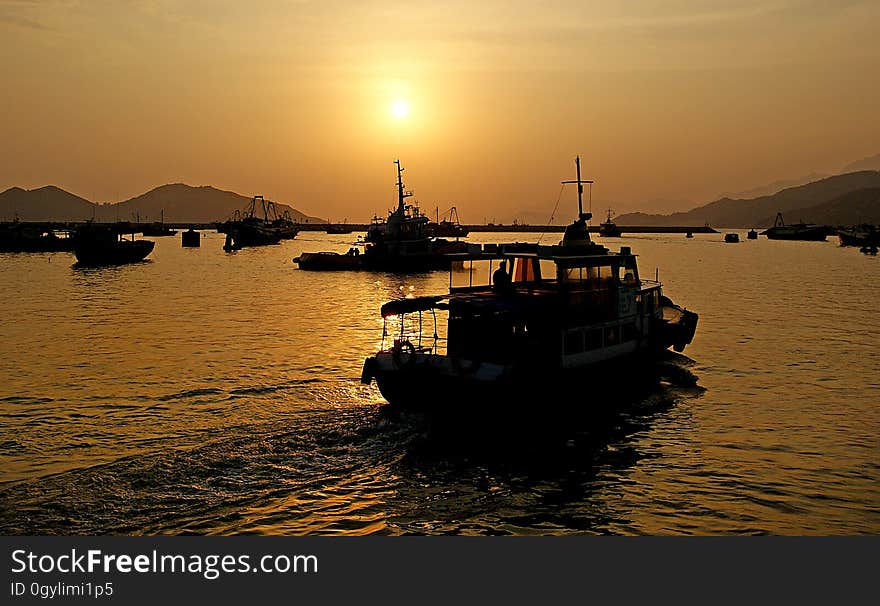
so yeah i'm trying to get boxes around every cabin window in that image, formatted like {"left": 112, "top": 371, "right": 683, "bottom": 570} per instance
{"left": 605, "top": 326, "right": 619, "bottom": 346}
{"left": 586, "top": 328, "right": 603, "bottom": 350}
{"left": 564, "top": 330, "right": 583, "bottom": 355}
{"left": 539, "top": 260, "right": 557, "bottom": 282}
{"left": 558, "top": 264, "right": 616, "bottom": 286}
{"left": 619, "top": 257, "right": 638, "bottom": 284}
{"left": 451, "top": 259, "right": 493, "bottom": 289}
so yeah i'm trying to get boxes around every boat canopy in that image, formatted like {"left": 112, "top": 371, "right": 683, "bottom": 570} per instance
{"left": 446, "top": 242, "right": 635, "bottom": 267}
{"left": 380, "top": 295, "right": 446, "bottom": 317}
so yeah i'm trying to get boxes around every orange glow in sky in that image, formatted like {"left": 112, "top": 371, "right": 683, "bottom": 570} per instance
{"left": 1, "top": 1, "right": 878, "bottom": 221}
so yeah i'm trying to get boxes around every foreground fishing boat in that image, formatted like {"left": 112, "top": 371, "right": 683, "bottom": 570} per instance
{"left": 361, "top": 157, "right": 699, "bottom": 409}
{"left": 73, "top": 222, "right": 154, "bottom": 266}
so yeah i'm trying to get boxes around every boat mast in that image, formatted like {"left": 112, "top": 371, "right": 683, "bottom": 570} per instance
{"left": 394, "top": 159, "right": 412, "bottom": 213}
{"left": 561, "top": 155, "right": 593, "bottom": 221}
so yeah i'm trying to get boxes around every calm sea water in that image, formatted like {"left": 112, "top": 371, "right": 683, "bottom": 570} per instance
{"left": 0, "top": 230, "right": 878, "bottom": 535}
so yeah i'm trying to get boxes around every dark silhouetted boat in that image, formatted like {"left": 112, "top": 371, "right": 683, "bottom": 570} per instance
{"left": 294, "top": 248, "right": 364, "bottom": 270}
{"left": 361, "top": 156, "right": 699, "bottom": 409}
{"left": 747, "top": 228, "right": 758, "bottom": 240}
{"left": 0, "top": 220, "right": 75, "bottom": 253}
{"left": 219, "top": 196, "right": 291, "bottom": 250}
{"left": 295, "top": 160, "right": 466, "bottom": 271}
{"left": 73, "top": 222, "right": 154, "bottom": 266}
{"left": 761, "top": 212, "right": 828, "bottom": 241}
{"left": 724, "top": 232, "right": 740, "bottom": 243}
{"left": 427, "top": 206, "right": 469, "bottom": 238}
{"left": 837, "top": 224, "right": 878, "bottom": 247}
{"left": 598, "top": 208, "right": 622, "bottom": 237}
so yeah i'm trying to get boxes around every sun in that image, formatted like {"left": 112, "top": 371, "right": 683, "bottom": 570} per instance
{"left": 391, "top": 99, "right": 409, "bottom": 119}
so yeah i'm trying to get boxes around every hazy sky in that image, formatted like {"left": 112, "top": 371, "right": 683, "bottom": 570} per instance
{"left": 1, "top": 0, "right": 878, "bottom": 221}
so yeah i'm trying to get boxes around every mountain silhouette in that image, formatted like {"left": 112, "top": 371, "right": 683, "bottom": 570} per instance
{"left": 841, "top": 153, "right": 880, "bottom": 173}
{"left": 0, "top": 186, "right": 97, "bottom": 221}
{"left": 614, "top": 171, "right": 880, "bottom": 227}
{"left": 0, "top": 183, "right": 325, "bottom": 223}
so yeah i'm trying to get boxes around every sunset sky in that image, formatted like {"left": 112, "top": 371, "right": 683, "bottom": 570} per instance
{"left": 1, "top": 0, "right": 878, "bottom": 221}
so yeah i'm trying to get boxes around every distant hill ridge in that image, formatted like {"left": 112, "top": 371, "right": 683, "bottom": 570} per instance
{"left": 0, "top": 183, "right": 326, "bottom": 224}
{"left": 614, "top": 171, "right": 880, "bottom": 228}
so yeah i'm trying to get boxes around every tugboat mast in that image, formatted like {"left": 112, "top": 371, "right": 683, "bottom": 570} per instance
{"left": 561, "top": 155, "right": 593, "bottom": 221}
{"left": 394, "top": 159, "right": 413, "bottom": 213}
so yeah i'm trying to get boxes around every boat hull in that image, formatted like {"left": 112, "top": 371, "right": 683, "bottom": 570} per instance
{"left": 294, "top": 251, "right": 364, "bottom": 270}
{"left": 838, "top": 230, "right": 878, "bottom": 247}
{"left": 363, "top": 304, "right": 697, "bottom": 410}
{"left": 363, "top": 348, "right": 694, "bottom": 410}
{"left": 74, "top": 240, "right": 155, "bottom": 266}
{"left": 762, "top": 227, "right": 828, "bottom": 241}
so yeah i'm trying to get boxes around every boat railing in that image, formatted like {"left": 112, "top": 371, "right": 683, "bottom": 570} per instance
{"left": 380, "top": 303, "right": 447, "bottom": 356}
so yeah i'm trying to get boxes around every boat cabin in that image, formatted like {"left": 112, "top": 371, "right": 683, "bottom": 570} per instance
{"left": 379, "top": 242, "right": 664, "bottom": 369}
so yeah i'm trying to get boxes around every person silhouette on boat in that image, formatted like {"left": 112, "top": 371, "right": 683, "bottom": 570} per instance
{"left": 493, "top": 259, "right": 512, "bottom": 293}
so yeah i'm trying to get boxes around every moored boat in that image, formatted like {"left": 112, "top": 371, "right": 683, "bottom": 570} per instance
{"left": 73, "top": 222, "right": 154, "bottom": 266}
{"left": 361, "top": 157, "right": 699, "bottom": 409}
{"left": 427, "top": 207, "right": 469, "bottom": 238}
{"left": 219, "top": 196, "right": 290, "bottom": 250}
{"left": 598, "top": 209, "right": 622, "bottom": 237}
{"left": 725, "top": 232, "right": 740, "bottom": 243}
{"left": 761, "top": 212, "right": 828, "bottom": 241}
{"left": 295, "top": 160, "right": 466, "bottom": 271}
{"left": 837, "top": 224, "right": 878, "bottom": 247}
{"left": 0, "top": 220, "right": 75, "bottom": 253}
{"left": 294, "top": 249, "right": 364, "bottom": 270}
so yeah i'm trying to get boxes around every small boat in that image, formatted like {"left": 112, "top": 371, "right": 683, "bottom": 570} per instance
{"left": 837, "top": 224, "right": 878, "bottom": 247}
{"left": 294, "top": 249, "right": 364, "bottom": 270}
{"left": 139, "top": 210, "right": 177, "bottom": 237}
{"left": 761, "top": 212, "right": 828, "bottom": 241}
{"left": 427, "top": 207, "right": 469, "bottom": 238}
{"left": 724, "top": 233, "right": 740, "bottom": 243}
{"left": 361, "top": 156, "right": 699, "bottom": 409}
{"left": 747, "top": 229, "right": 758, "bottom": 240}
{"left": 685, "top": 231, "right": 693, "bottom": 238}
{"left": 598, "top": 208, "right": 622, "bottom": 237}
{"left": 73, "top": 222, "right": 154, "bottom": 266}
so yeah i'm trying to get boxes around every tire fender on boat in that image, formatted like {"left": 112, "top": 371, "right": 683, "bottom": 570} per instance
{"left": 392, "top": 340, "right": 416, "bottom": 369}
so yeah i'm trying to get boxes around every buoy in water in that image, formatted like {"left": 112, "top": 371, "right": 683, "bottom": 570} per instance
{"left": 181, "top": 228, "right": 200, "bottom": 247}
